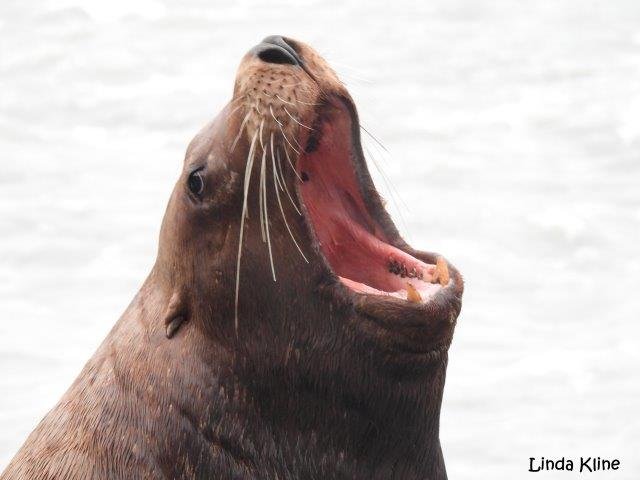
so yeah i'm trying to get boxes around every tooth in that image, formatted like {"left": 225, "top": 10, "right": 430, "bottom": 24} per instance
{"left": 406, "top": 283, "right": 423, "bottom": 303}
{"left": 435, "top": 256, "right": 450, "bottom": 286}
{"left": 430, "top": 267, "right": 439, "bottom": 284}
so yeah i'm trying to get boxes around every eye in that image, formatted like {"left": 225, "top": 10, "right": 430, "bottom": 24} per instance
{"left": 188, "top": 169, "right": 205, "bottom": 197}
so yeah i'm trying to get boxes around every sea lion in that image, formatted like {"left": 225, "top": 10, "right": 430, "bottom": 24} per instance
{"left": 1, "top": 36, "right": 464, "bottom": 480}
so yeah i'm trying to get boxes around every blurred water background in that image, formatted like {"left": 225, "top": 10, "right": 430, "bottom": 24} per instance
{"left": 1, "top": 0, "right": 639, "bottom": 477}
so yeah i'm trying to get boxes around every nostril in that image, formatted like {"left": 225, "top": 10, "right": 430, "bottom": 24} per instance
{"left": 257, "top": 46, "right": 297, "bottom": 65}
{"left": 252, "top": 35, "right": 302, "bottom": 66}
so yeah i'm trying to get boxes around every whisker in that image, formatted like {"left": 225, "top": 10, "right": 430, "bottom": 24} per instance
{"left": 260, "top": 146, "right": 277, "bottom": 281}
{"left": 231, "top": 110, "right": 252, "bottom": 152}
{"left": 229, "top": 94, "right": 247, "bottom": 105}
{"left": 281, "top": 81, "right": 305, "bottom": 88}
{"left": 235, "top": 130, "right": 259, "bottom": 332}
{"left": 326, "top": 59, "right": 373, "bottom": 83}
{"left": 360, "top": 124, "right": 389, "bottom": 153}
{"left": 276, "top": 92, "right": 319, "bottom": 107}
{"left": 282, "top": 144, "right": 303, "bottom": 182}
{"left": 363, "top": 141, "right": 406, "bottom": 210}
{"left": 275, "top": 94, "right": 296, "bottom": 106}
{"left": 283, "top": 106, "right": 314, "bottom": 130}
{"left": 363, "top": 141, "right": 411, "bottom": 241}
{"left": 334, "top": 69, "right": 374, "bottom": 85}
{"left": 269, "top": 105, "right": 283, "bottom": 127}
{"left": 271, "top": 133, "right": 309, "bottom": 263}
{"left": 278, "top": 123, "right": 301, "bottom": 156}
{"left": 258, "top": 118, "right": 266, "bottom": 150}
{"left": 359, "top": 123, "right": 407, "bottom": 213}
{"left": 227, "top": 103, "right": 244, "bottom": 119}
{"left": 293, "top": 98, "right": 320, "bottom": 106}
{"left": 277, "top": 148, "right": 302, "bottom": 216}
{"left": 284, "top": 122, "right": 304, "bottom": 151}
{"left": 258, "top": 151, "right": 266, "bottom": 242}
{"left": 271, "top": 134, "right": 284, "bottom": 192}
{"left": 363, "top": 131, "right": 407, "bottom": 213}
{"left": 258, "top": 120, "right": 266, "bottom": 242}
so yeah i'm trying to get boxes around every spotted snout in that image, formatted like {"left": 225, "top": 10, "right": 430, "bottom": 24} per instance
{"left": 233, "top": 36, "right": 349, "bottom": 154}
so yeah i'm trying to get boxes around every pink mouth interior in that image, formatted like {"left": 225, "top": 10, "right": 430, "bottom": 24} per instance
{"left": 297, "top": 106, "right": 443, "bottom": 302}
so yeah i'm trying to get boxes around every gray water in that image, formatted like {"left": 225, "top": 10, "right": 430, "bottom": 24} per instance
{"left": 1, "top": 0, "right": 639, "bottom": 477}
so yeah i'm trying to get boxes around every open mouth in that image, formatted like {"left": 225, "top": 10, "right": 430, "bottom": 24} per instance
{"left": 233, "top": 35, "right": 462, "bottom": 325}
{"left": 296, "top": 99, "right": 452, "bottom": 306}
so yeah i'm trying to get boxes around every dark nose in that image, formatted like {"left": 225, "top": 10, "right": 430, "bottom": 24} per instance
{"left": 251, "top": 36, "right": 301, "bottom": 66}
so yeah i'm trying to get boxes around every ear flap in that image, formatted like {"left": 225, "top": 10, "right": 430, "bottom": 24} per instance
{"left": 163, "top": 290, "right": 188, "bottom": 339}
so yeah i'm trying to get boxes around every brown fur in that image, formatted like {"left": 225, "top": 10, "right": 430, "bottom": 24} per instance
{"left": 1, "top": 37, "right": 463, "bottom": 480}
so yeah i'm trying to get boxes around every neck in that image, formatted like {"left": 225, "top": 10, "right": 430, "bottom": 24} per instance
{"left": 184, "top": 319, "right": 449, "bottom": 478}
{"left": 228, "top": 356, "right": 449, "bottom": 479}
{"left": 90, "top": 278, "right": 450, "bottom": 479}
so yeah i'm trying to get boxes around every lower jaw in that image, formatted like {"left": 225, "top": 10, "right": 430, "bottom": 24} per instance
{"left": 339, "top": 276, "right": 443, "bottom": 301}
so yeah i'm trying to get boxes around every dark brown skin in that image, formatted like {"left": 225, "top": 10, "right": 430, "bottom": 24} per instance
{"left": 1, "top": 37, "right": 463, "bottom": 479}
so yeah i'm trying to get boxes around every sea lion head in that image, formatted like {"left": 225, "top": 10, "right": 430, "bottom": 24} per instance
{"left": 0, "top": 36, "right": 465, "bottom": 480}
{"left": 156, "top": 35, "right": 463, "bottom": 392}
